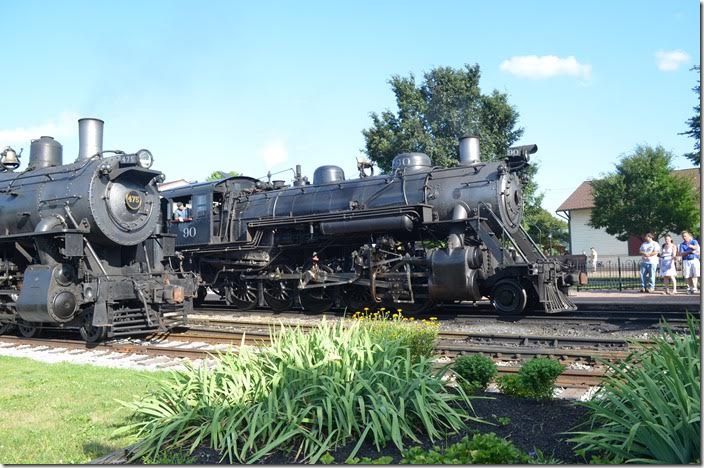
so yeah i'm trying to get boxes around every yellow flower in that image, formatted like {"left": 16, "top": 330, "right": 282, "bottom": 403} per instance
{"left": 429, "top": 317, "right": 438, "bottom": 321}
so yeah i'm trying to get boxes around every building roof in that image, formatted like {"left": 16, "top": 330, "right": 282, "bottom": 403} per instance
{"left": 556, "top": 168, "right": 701, "bottom": 213}
{"left": 556, "top": 181, "right": 594, "bottom": 211}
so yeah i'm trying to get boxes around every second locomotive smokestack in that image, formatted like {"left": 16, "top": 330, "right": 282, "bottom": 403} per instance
{"left": 459, "top": 135, "right": 480, "bottom": 165}
{"left": 77, "top": 118, "right": 104, "bottom": 161}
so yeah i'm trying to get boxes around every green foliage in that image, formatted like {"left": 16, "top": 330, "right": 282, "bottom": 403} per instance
{"left": 517, "top": 358, "right": 565, "bottom": 400}
{"left": 497, "top": 416, "right": 511, "bottom": 426}
{"left": 679, "top": 65, "right": 700, "bottom": 165}
{"left": 497, "top": 374, "right": 523, "bottom": 397}
{"left": 589, "top": 144, "right": 700, "bottom": 240}
{"left": 361, "top": 64, "right": 554, "bottom": 233}
{"left": 453, "top": 354, "right": 497, "bottom": 393}
{"left": 118, "top": 320, "right": 480, "bottom": 464}
{"left": 497, "top": 358, "right": 565, "bottom": 399}
{"left": 524, "top": 207, "right": 569, "bottom": 254}
{"left": 141, "top": 450, "right": 196, "bottom": 464}
{"left": 569, "top": 316, "right": 701, "bottom": 464}
{"left": 528, "top": 447, "right": 563, "bottom": 464}
{"left": 206, "top": 170, "right": 239, "bottom": 181}
{"left": 319, "top": 452, "right": 336, "bottom": 464}
{"left": 353, "top": 309, "right": 439, "bottom": 361}
{"left": 346, "top": 455, "right": 394, "bottom": 464}
{"left": 399, "top": 433, "right": 530, "bottom": 464}
{"left": 362, "top": 64, "right": 524, "bottom": 172}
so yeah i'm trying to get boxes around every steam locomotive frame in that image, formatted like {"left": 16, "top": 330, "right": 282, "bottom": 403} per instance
{"left": 162, "top": 136, "right": 576, "bottom": 315}
{"left": 0, "top": 118, "right": 197, "bottom": 342}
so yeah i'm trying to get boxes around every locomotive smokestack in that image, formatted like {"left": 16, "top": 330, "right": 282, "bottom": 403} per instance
{"left": 77, "top": 118, "right": 104, "bottom": 161}
{"left": 459, "top": 135, "right": 480, "bottom": 165}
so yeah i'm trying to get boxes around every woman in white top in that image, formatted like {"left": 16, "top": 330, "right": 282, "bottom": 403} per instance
{"left": 659, "top": 235, "right": 678, "bottom": 294}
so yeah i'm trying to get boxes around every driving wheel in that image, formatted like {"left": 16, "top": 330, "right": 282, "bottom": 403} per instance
{"left": 299, "top": 288, "right": 335, "bottom": 314}
{"left": 343, "top": 285, "right": 374, "bottom": 312}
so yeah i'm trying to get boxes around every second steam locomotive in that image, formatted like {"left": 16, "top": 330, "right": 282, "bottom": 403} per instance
{"left": 162, "top": 136, "right": 576, "bottom": 315}
{"left": 0, "top": 118, "right": 196, "bottom": 342}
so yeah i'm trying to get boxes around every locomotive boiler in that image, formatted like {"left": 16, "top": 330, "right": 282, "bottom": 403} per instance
{"left": 0, "top": 118, "right": 196, "bottom": 342}
{"left": 162, "top": 136, "right": 575, "bottom": 315}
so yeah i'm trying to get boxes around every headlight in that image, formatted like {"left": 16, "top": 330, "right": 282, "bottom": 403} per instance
{"left": 136, "top": 149, "right": 154, "bottom": 168}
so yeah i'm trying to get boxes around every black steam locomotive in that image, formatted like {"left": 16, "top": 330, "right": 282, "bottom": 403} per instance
{"left": 0, "top": 118, "right": 197, "bottom": 342}
{"left": 162, "top": 136, "right": 575, "bottom": 315}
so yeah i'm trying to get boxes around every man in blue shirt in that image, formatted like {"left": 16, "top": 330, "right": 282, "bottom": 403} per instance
{"left": 678, "top": 231, "right": 700, "bottom": 294}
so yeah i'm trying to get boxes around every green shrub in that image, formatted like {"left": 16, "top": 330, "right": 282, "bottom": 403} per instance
{"left": 497, "top": 358, "right": 564, "bottom": 399}
{"left": 517, "top": 358, "right": 565, "bottom": 399}
{"left": 354, "top": 308, "right": 439, "bottom": 361}
{"left": 569, "top": 316, "right": 701, "bottom": 464}
{"left": 497, "top": 374, "right": 524, "bottom": 397}
{"left": 453, "top": 354, "right": 497, "bottom": 392}
{"left": 118, "top": 320, "right": 480, "bottom": 464}
{"left": 399, "top": 433, "right": 530, "bottom": 464}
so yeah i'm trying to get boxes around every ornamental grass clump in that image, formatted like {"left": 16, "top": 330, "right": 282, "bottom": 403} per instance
{"left": 569, "top": 316, "right": 701, "bottom": 464}
{"left": 117, "top": 320, "right": 479, "bottom": 464}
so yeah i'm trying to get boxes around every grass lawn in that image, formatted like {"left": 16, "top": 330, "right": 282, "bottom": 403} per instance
{"left": 0, "top": 356, "right": 165, "bottom": 464}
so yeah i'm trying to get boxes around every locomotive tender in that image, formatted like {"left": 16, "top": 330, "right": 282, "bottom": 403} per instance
{"left": 162, "top": 136, "right": 576, "bottom": 315}
{"left": 0, "top": 118, "right": 196, "bottom": 342}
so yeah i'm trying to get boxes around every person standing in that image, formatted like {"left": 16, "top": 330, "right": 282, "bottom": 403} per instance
{"left": 659, "top": 235, "right": 678, "bottom": 294}
{"left": 590, "top": 247, "right": 598, "bottom": 272}
{"left": 639, "top": 233, "right": 660, "bottom": 293}
{"left": 678, "top": 231, "right": 700, "bottom": 294}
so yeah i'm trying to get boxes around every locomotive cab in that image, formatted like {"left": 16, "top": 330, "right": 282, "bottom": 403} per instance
{"left": 162, "top": 175, "right": 260, "bottom": 247}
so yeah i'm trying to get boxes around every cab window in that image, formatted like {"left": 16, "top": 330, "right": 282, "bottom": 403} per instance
{"left": 171, "top": 196, "right": 192, "bottom": 222}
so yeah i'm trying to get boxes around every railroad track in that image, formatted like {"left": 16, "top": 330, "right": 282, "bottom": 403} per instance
{"left": 0, "top": 333, "right": 607, "bottom": 389}
{"left": 192, "top": 303, "right": 691, "bottom": 325}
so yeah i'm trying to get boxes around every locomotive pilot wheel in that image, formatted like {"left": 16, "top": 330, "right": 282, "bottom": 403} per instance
{"left": 224, "top": 278, "right": 258, "bottom": 311}
{"left": 263, "top": 266, "right": 295, "bottom": 312}
{"left": 79, "top": 309, "right": 107, "bottom": 343}
{"left": 17, "top": 321, "right": 40, "bottom": 339}
{"left": 490, "top": 279, "right": 527, "bottom": 315}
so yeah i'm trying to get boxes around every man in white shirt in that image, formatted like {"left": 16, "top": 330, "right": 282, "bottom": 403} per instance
{"left": 639, "top": 233, "right": 660, "bottom": 293}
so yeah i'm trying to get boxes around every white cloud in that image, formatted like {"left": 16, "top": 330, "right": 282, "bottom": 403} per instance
{"left": 500, "top": 55, "right": 592, "bottom": 80}
{"left": 655, "top": 49, "right": 690, "bottom": 71}
{"left": 259, "top": 140, "right": 288, "bottom": 168}
{"left": 0, "top": 113, "right": 78, "bottom": 148}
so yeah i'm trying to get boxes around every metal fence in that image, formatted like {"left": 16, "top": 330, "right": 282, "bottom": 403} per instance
{"left": 567, "top": 257, "right": 689, "bottom": 291}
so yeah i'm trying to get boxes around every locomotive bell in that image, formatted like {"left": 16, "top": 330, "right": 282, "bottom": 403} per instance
{"left": 1, "top": 146, "right": 20, "bottom": 170}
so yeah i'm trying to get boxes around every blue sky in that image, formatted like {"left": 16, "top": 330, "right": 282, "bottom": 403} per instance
{"left": 0, "top": 0, "right": 699, "bottom": 215}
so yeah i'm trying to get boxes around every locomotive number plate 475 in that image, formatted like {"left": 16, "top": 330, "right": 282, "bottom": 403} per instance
{"left": 125, "top": 191, "right": 143, "bottom": 211}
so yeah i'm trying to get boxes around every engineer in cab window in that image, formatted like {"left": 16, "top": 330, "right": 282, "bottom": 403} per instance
{"left": 173, "top": 202, "right": 190, "bottom": 222}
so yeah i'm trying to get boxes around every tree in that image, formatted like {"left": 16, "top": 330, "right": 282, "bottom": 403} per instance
{"left": 525, "top": 207, "right": 569, "bottom": 254}
{"left": 363, "top": 64, "right": 523, "bottom": 170}
{"left": 361, "top": 64, "right": 546, "bottom": 221}
{"left": 206, "top": 170, "right": 239, "bottom": 181}
{"left": 589, "top": 145, "right": 699, "bottom": 241}
{"left": 680, "top": 65, "right": 700, "bottom": 166}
